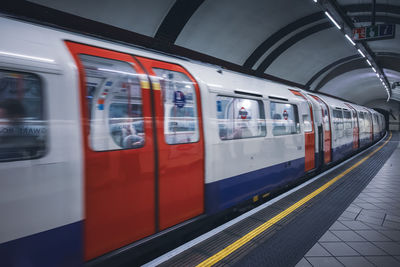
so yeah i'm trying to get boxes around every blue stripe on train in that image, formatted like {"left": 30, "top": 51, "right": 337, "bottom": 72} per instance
{"left": 359, "top": 137, "right": 371, "bottom": 148}
{"left": 332, "top": 142, "right": 354, "bottom": 162}
{"left": 204, "top": 158, "right": 305, "bottom": 214}
{"left": 0, "top": 221, "right": 83, "bottom": 267}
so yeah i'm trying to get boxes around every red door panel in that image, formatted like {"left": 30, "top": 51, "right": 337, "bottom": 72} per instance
{"left": 311, "top": 95, "right": 332, "bottom": 164}
{"left": 66, "top": 42, "right": 156, "bottom": 260}
{"left": 290, "top": 90, "right": 315, "bottom": 171}
{"left": 136, "top": 57, "right": 204, "bottom": 230}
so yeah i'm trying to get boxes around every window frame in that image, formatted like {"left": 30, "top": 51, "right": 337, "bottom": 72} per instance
{"left": 216, "top": 94, "right": 267, "bottom": 141}
{"left": 269, "top": 100, "right": 301, "bottom": 136}
{"left": 78, "top": 54, "right": 146, "bottom": 152}
{"left": 0, "top": 69, "right": 47, "bottom": 162}
{"left": 153, "top": 67, "right": 201, "bottom": 145}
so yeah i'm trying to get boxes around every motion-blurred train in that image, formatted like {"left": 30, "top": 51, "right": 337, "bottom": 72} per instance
{"left": 0, "top": 16, "right": 385, "bottom": 266}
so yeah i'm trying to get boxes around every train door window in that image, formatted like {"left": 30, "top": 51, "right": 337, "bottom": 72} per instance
{"left": 343, "top": 110, "right": 352, "bottom": 129}
{"left": 216, "top": 96, "right": 266, "bottom": 140}
{"left": 0, "top": 70, "right": 46, "bottom": 162}
{"left": 333, "top": 109, "right": 344, "bottom": 137}
{"left": 364, "top": 112, "right": 371, "bottom": 133}
{"left": 358, "top": 112, "right": 364, "bottom": 133}
{"left": 153, "top": 68, "right": 199, "bottom": 144}
{"left": 79, "top": 54, "right": 145, "bottom": 151}
{"left": 270, "top": 102, "right": 300, "bottom": 136}
{"left": 373, "top": 114, "right": 378, "bottom": 127}
{"left": 322, "top": 106, "right": 330, "bottom": 131}
{"left": 302, "top": 110, "right": 312, "bottom": 132}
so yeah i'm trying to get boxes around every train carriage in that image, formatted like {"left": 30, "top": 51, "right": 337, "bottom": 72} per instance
{"left": 0, "top": 16, "right": 386, "bottom": 266}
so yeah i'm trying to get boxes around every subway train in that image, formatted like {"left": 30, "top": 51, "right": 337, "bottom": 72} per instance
{"left": 0, "top": 16, "right": 386, "bottom": 266}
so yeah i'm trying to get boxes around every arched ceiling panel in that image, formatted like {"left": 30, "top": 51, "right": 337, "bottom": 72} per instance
{"left": 27, "top": 0, "right": 175, "bottom": 36}
{"left": 175, "top": 0, "right": 319, "bottom": 65}
{"left": 319, "top": 70, "right": 387, "bottom": 104}
{"left": 9, "top": 0, "right": 400, "bottom": 104}
{"left": 265, "top": 28, "right": 357, "bottom": 85}
{"left": 384, "top": 69, "right": 400, "bottom": 101}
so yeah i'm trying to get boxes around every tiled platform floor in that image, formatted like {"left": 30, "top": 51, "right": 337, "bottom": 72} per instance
{"left": 296, "top": 141, "right": 400, "bottom": 267}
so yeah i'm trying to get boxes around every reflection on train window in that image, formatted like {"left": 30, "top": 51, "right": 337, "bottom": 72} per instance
{"left": 343, "top": 110, "right": 352, "bottom": 129}
{"left": 270, "top": 102, "right": 299, "bottom": 136}
{"left": 0, "top": 70, "right": 46, "bottom": 161}
{"left": 364, "top": 112, "right": 371, "bottom": 133}
{"left": 216, "top": 96, "right": 266, "bottom": 140}
{"left": 302, "top": 107, "right": 313, "bottom": 132}
{"left": 333, "top": 109, "right": 344, "bottom": 138}
{"left": 153, "top": 68, "right": 199, "bottom": 144}
{"left": 313, "top": 97, "right": 330, "bottom": 131}
{"left": 322, "top": 107, "right": 330, "bottom": 130}
{"left": 358, "top": 112, "right": 365, "bottom": 133}
{"left": 79, "top": 55, "right": 144, "bottom": 151}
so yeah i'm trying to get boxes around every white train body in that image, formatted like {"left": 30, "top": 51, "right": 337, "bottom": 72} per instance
{"left": 0, "top": 16, "right": 385, "bottom": 266}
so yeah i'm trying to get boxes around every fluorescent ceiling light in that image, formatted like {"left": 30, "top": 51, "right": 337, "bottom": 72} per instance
{"left": 366, "top": 59, "right": 372, "bottom": 66}
{"left": 345, "top": 34, "right": 356, "bottom": 46}
{"left": 313, "top": 0, "right": 317, "bottom": 2}
{"left": 372, "top": 67, "right": 376, "bottom": 72}
{"left": 325, "top": 12, "right": 341, "bottom": 29}
{"left": 358, "top": 49, "right": 366, "bottom": 57}
{"left": 0, "top": 50, "right": 55, "bottom": 63}
{"left": 376, "top": 73, "right": 380, "bottom": 77}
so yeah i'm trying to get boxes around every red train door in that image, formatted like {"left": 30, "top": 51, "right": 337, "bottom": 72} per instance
{"left": 66, "top": 42, "right": 157, "bottom": 260}
{"left": 289, "top": 90, "right": 315, "bottom": 171}
{"left": 345, "top": 104, "right": 359, "bottom": 149}
{"left": 310, "top": 95, "right": 332, "bottom": 164}
{"left": 137, "top": 57, "right": 204, "bottom": 230}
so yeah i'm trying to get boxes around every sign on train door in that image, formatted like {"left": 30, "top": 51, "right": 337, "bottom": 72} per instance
{"left": 66, "top": 42, "right": 157, "bottom": 260}
{"left": 310, "top": 95, "right": 332, "bottom": 164}
{"left": 136, "top": 57, "right": 204, "bottom": 231}
{"left": 289, "top": 90, "right": 315, "bottom": 171}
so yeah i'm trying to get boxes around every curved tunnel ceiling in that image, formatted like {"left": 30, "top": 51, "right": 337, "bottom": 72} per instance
{"left": 15, "top": 0, "right": 400, "bottom": 106}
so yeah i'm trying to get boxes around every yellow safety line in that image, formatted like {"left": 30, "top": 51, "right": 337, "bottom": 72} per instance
{"left": 197, "top": 132, "right": 392, "bottom": 267}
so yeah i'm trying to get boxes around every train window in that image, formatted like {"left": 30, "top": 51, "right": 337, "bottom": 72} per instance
{"left": 79, "top": 55, "right": 145, "bottom": 151}
{"left": 216, "top": 96, "right": 266, "bottom": 140}
{"left": 364, "top": 112, "right": 371, "bottom": 133}
{"left": 302, "top": 111, "right": 312, "bottom": 132}
{"left": 153, "top": 68, "right": 199, "bottom": 144}
{"left": 270, "top": 102, "right": 300, "bottom": 136}
{"left": 0, "top": 70, "right": 46, "bottom": 161}
{"left": 358, "top": 112, "right": 364, "bottom": 133}
{"left": 333, "top": 109, "right": 344, "bottom": 137}
{"left": 322, "top": 106, "right": 330, "bottom": 131}
{"left": 343, "top": 110, "right": 352, "bottom": 129}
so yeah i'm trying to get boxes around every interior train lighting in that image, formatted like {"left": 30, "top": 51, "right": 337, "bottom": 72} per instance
{"left": 325, "top": 12, "right": 341, "bottom": 29}
{"left": 357, "top": 49, "right": 365, "bottom": 58}
{"left": 345, "top": 34, "right": 355, "bottom": 46}
{"left": 372, "top": 67, "right": 376, "bottom": 72}
{"left": 313, "top": 0, "right": 317, "bottom": 3}
{"left": 0, "top": 50, "right": 55, "bottom": 63}
{"left": 97, "top": 68, "right": 138, "bottom": 76}
{"left": 366, "top": 59, "right": 372, "bottom": 66}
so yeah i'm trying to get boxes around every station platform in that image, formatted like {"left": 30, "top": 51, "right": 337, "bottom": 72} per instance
{"left": 144, "top": 132, "right": 399, "bottom": 267}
